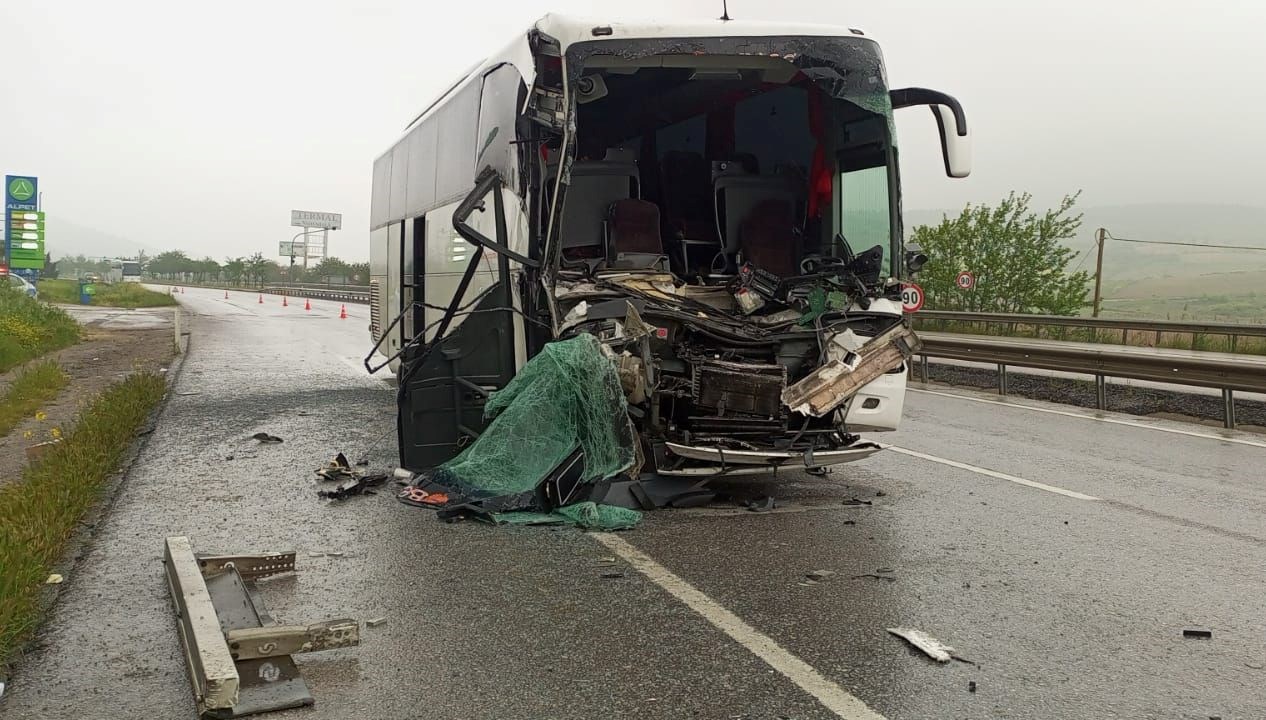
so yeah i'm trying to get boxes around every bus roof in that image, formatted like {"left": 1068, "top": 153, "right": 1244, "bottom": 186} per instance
{"left": 534, "top": 13, "right": 867, "bottom": 50}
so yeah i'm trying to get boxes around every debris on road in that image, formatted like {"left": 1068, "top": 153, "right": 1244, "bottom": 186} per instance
{"left": 315, "top": 452, "right": 355, "bottom": 482}
{"left": 600, "top": 572, "right": 625, "bottom": 579}
{"left": 852, "top": 573, "right": 897, "bottom": 582}
{"left": 45, "top": 573, "right": 64, "bottom": 585}
{"left": 396, "top": 486, "right": 451, "bottom": 507}
{"left": 162, "top": 537, "right": 360, "bottom": 718}
{"left": 250, "top": 432, "right": 283, "bottom": 444}
{"left": 746, "top": 496, "right": 777, "bottom": 512}
{"left": 806, "top": 569, "right": 837, "bottom": 581}
{"left": 842, "top": 498, "right": 873, "bottom": 506}
{"left": 1182, "top": 628, "right": 1213, "bottom": 639}
{"left": 366, "top": 617, "right": 388, "bottom": 628}
{"left": 887, "top": 627, "right": 956, "bottom": 663}
{"left": 968, "top": 681, "right": 977, "bottom": 693}
{"left": 318, "top": 473, "right": 388, "bottom": 501}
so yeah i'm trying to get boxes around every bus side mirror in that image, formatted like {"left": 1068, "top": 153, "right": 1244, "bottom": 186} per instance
{"left": 931, "top": 104, "right": 972, "bottom": 179}
{"left": 890, "top": 88, "right": 972, "bottom": 179}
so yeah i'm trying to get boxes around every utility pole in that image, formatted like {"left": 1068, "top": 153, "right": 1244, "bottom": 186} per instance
{"left": 1092, "top": 227, "right": 1106, "bottom": 317}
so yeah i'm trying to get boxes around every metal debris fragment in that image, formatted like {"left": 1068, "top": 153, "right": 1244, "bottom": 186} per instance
{"left": 1182, "top": 628, "right": 1213, "bottom": 639}
{"left": 366, "top": 617, "right": 388, "bottom": 628}
{"left": 887, "top": 627, "right": 955, "bottom": 663}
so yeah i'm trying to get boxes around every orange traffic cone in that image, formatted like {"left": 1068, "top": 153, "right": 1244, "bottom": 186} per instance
{"left": 304, "top": 298, "right": 311, "bottom": 311}
{"left": 282, "top": 295, "right": 288, "bottom": 307}
{"left": 258, "top": 294, "right": 263, "bottom": 304}
{"left": 339, "top": 304, "right": 347, "bottom": 319}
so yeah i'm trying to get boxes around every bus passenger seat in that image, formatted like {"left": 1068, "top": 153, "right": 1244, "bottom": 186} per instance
{"left": 738, "top": 198, "right": 800, "bottom": 278}
{"left": 606, "top": 199, "right": 667, "bottom": 270}
{"left": 556, "top": 160, "right": 640, "bottom": 268}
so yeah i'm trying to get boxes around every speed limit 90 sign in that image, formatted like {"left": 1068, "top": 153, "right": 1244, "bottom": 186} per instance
{"left": 901, "top": 283, "right": 925, "bottom": 313}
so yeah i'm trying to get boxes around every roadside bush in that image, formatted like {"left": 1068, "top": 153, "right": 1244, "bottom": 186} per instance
{"left": 0, "top": 288, "right": 79, "bottom": 373}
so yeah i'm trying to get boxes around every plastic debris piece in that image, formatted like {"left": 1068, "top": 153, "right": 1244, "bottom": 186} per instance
{"left": 45, "top": 573, "right": 64, "bottom": 585}
{"left": 1182, "top": 628, "right": 1213, "bottom": 639}
{"left": 366, "top": 617, "right": 387, "bottom": 628}
{"left": 392, "top": 468, "right": 415, "bottom": 481}
{"left": 251, "top": 432, "right": 283, "bottom": 444}
{"left": 887, "top": 627, "right": 955, "bottom": 663}
{"left": 968, "top": 681, "right": 977, "bottom": 693}
{"left": 806, "top": 570, "right": 836, "bottom": 581}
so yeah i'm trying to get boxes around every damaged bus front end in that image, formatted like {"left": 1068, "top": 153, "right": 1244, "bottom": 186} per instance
{"left": 368, "top": 15, "right": 969, "bottom": 484}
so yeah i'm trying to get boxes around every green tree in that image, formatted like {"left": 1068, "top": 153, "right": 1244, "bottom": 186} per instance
{"left": 148, "top": 250, "right": 191, "bottom": 280}
{"left": 347, "top": 262, "right": 370, "bottom": 283}
{"left": 305, "top": 257, "right": 351, "bottom": 284}
{"left": 223, "top": 257, "right": 246, "bottom": 286}
{"left": 911, "top": 191, "right": 1089, "bottom": 315}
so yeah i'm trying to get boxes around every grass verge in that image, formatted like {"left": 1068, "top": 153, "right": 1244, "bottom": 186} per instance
{"left": 0, "top": 289, "right": 80, "bottom": 373}
{"left": 38, "top": 279, "right": 177, "bottom": 308}
{"left": 0, "top": 362, "right": 69, "bottom": 439}
{"left": 0, "top": 371, "right": 167, "bottom": 668}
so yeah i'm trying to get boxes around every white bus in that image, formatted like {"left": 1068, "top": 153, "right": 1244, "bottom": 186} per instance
{"left": 369, "top": 14, "right": 970, "bottom": 475}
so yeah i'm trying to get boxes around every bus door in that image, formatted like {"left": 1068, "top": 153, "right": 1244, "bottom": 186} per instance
{"left": 397, "top": 170, "right": 534, "bottom": 471}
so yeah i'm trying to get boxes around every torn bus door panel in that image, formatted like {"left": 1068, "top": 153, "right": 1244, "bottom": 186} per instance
{"left": 782, "top": 325, "right": 920, "bottom": 418}
{"left": 163, "top": 537, "right": 360, "bottom": 719}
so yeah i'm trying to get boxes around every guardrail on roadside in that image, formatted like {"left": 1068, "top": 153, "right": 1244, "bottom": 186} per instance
{"left": 260, "top": 286, "right": 369, "bottom": 304}
{"left": 914, "top": 331, "right": 1266, "bottom": 429}
{"left": 913, "top": 310, "right": 1266, "bottom": 351}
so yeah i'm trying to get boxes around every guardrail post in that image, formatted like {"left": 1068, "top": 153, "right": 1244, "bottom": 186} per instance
{"left": 920, "top": 355, "right": 929, "bottom": 384}
{"left": 1095, "top": 375, "right": 1106, "bottom": 411}
{"left": 998, "top": 363, "right": 1008, "bottom": 396}
{"left": 1230, "top": 334, "right": 1238, "bottom": 353}
{"left": 1223, "top": 388, "right": 1236, "bottom": 429}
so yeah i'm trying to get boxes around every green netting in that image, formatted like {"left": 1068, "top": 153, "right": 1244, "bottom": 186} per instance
{"left": 431, "top": 334, "right": 636, "bottom": 499}
{"left": 553, "top": 502, "right": 641, "bottom": 530}
{"left": 490, "top": 502, "right": 642, "bottom": 530}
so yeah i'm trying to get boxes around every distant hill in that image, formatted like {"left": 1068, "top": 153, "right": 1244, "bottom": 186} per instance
{"left": 44, "top": 217, "right": 160, "bottom": 260}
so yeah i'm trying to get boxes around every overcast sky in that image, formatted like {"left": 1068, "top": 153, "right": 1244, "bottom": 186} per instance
{"left": 4, "top": 0, "right": 1263, "bottom": 261}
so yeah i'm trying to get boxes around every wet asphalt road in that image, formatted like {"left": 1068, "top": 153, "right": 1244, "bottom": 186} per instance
{"left": 3, "top": 285, "right": 1265, "bottom": 720}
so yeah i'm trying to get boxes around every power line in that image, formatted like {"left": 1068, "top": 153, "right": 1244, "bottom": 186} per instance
{"left": 1104, "top": 231, "right": 1266, "bottom": 252}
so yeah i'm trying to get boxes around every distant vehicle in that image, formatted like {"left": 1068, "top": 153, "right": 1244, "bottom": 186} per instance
{"left": 6, "top": 274, "right": 38, "bottom": 299}
{"left": 84, "top": 272, "right": 103, "bottom": 283}
{"left": 121, "top": 261, "right": 142, "bottom": 283}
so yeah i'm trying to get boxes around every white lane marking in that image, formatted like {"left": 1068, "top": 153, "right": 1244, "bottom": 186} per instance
{"left": 882, "top": 445, "right": 1099, "bottom": 501}
{"left": 591, "top": 533, "right": 886, "bottom": 720}
{"left": 910, "top": 387, "right": 1266, "bottom": 450}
